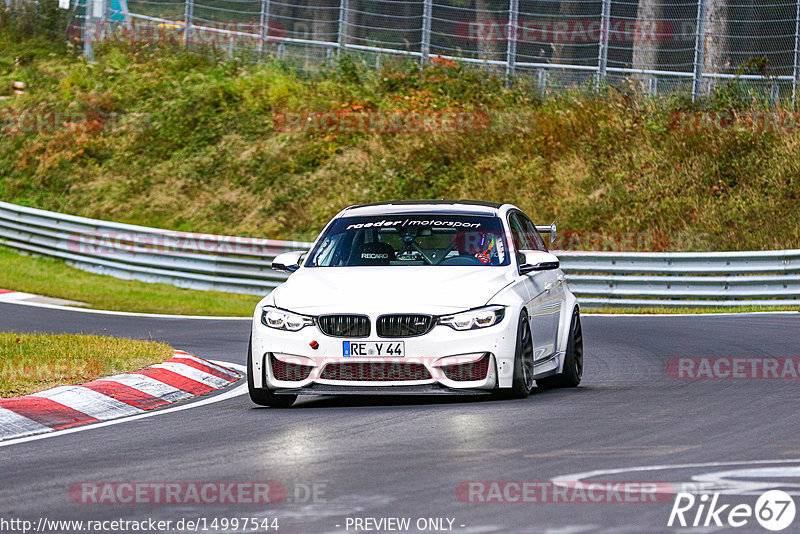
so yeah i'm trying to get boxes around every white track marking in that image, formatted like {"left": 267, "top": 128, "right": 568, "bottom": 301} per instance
{"left": 94, "top": 374, "right": 192, "bottom": 403}
{"left": 552, "top": 458, "right": 800, "bottom": 497}
{"left": 0, "top": 291, "right": 35, "bottom": 302}
{"left": 0, "top": 298, "right": 250, "bottom": 320}
{"left": 150, "top": 361, "right": 233, "bottom": 388}
{"left": 0, "top": 407, "right": 52, "bottom": 440}
{"left": 0, "top": 361, "right": 246, "bottom": 448}
{"left": 690, "top": 466, "right": 800, "bottom": 494}
{"left": 31, "top": 385, "right": 144, "bottom": 419}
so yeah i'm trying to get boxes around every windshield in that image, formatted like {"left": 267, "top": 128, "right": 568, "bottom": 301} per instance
{"left": 306, "top": 214, "right": 510, "bottom": 267}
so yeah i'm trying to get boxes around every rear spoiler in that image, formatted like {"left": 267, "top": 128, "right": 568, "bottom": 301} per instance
{"left": 535, "top": 221, "right": 557, "bottom": 244}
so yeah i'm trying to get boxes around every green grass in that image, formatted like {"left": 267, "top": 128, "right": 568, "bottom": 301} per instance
{"left": 0, "top": 31, "right": 798, "bottom": 251}
{"left": 0, "top": 332, "right": 174, "bottom": 397}
{"left": 1, "top": 22, "right": 799, "bottom": 316}
{"left": 2, "top": 244, "right": 794, "bottom": 317}
{"left": 0, "top": 246, "right": 261, "bottom": 315}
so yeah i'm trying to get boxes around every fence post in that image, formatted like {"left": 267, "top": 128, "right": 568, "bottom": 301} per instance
{"left": 421, "top": 0, "right": 432, "bottom": 67}
{"left": 183, "top": 0, "right": 194, "bottom": 47}
{"left": 83, "top": 0, "right": 104, "bottom": 60}
{"left": 83, "top": 0, "right": 93, "bottom": 60}
{"left": 338, "top": 0, "right": 349, "bottom": 57}
{"left": 596, "top": 0, "right": 611, "bottom": 88}
{"left": 692, "top": 0, "right": 707, "bottom": 102}
{"left": 258, "top": 0, "right": 271, "bottom": 59}
{"left": 793, "top": 0, "right": 800, "bottom": 109}
{"left": 505, "top": 0, "right": 518, "bottom": 84}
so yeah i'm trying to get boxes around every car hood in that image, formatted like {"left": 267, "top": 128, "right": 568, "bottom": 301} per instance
{"left": 271, "top": 266, "right": 516, "bottom": 315}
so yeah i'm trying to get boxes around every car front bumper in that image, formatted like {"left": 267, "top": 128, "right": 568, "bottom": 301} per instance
{"left": 250, "top": 316, "right": 519, "bottom": 391}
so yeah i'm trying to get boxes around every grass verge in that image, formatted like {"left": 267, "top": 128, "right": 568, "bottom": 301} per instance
{"left": 1, "top": 31, "right": 799, "bottom": 251}
{"left": 583, "top": 305, "right": 799, "bottom": 314}
{"left": 0, "top": 332, "right": 174, "bottom": 397}
{"left": 1, "top": 247, "right": 796, "bottom": 317}
{"left": 0, "top": 246, "right": 261, "bottom": 316}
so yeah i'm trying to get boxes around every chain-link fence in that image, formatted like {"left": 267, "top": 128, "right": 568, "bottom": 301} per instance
{"left": 64, "top": 0, "right": 800, "bottom": 102}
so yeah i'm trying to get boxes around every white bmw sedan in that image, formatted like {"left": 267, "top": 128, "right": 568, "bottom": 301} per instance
{"left": 248, "top": 200, "right": 583, "bottom": 407}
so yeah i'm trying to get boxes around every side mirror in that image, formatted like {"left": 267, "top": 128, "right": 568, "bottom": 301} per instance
{"left": 272, "top": 251, "right": 306, "bottom": 273}
{"left": 517, "top": 250, "right": 560, "bottom": 274}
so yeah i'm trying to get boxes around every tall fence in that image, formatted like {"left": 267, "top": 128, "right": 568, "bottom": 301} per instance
{"left": 1, "top": 201, "right": 798, "bottom": 308}
{"left": 63, "top": 0, "right": 800, "bottom": 102}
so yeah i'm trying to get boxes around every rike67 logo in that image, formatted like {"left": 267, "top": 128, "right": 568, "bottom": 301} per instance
{"left": 668, "top": 490, "right": 796, "bottom": 531}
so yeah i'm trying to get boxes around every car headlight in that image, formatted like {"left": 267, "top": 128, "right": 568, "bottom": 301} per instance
{"left": 438, "top": 305, "right": 505, "bottom": 331}
{"left": 261, "top": 306, "right": 314, "bottom": 331}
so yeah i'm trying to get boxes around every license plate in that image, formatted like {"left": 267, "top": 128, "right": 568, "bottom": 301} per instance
{"left": 343, "top": 341, "right": 405, "bottom": 357}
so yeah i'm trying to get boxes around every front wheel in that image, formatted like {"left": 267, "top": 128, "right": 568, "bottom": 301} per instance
{"left": 537, "top": 309, "right": 583, "bottom": 389}
{"left": 247, "top": 341, "right": 297, "bottom": 408}
{"left": 501, "top": 310, "right": 534, "bottom": 399}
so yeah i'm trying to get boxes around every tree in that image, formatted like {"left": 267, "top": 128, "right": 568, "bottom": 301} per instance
{"left": 632, "top": 0, "right": 661, "bottom": 74}
{"left": 702, "top": 0, "right": 729, "bottom": 75}
{"left": 474, "top": 0, "right": 504, "bottom": 61}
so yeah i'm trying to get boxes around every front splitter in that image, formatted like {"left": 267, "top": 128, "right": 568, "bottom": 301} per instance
{"left": 273, "top": 384, "right": 493, "bottom": 396}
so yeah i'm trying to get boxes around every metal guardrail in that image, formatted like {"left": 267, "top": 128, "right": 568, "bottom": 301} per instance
{"left": 563, "top": 250, "right": 800, "bottom": 308}
{"left": 0, "top": 201, "right": 309, "bottom": 295}
{"left": 1, "top": 201, "right": 798, "bottom": 308}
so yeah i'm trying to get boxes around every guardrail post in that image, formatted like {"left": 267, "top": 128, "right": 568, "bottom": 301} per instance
{"left": 338, "top": 0, "right": 349, "bottom": 57}
{"left": 258, "top": 0, "right": 271, "bottom": 60}
{"left": 692, "top": 0, "right": 707, "bottom": 102}
{"left": 596, "top": 0, "right": 611, "bottom": 89}
{"left": 421, "top": 0, "right": 433, "bottom": 67}
{"left": 505, "top": 0, "right": 518, "bottom": 85}
{"left": 793, "top": 0, "right": 800, "bottom": 109}
{"left": 183, "top": 0, "right": 194, "bottom": 47}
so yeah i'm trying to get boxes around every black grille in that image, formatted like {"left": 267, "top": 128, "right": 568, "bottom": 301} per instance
{"left": 376, "top": 315, "right": 434, "bottom": 338}
{"left": 317, "top": 315, "right": 370, "bottom": 338}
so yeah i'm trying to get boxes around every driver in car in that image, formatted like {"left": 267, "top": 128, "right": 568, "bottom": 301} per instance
{"left": 453, "top": 232, "right": 497, "bottom": 265}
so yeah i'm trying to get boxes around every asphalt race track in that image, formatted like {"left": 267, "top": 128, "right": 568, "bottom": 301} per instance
{"left": 1, "top": 301, "right": 799, "bottom": 533}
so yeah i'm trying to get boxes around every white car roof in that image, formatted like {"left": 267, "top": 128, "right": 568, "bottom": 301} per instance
{"left": 341, "top": 200, "right": 513, "bottom": 218}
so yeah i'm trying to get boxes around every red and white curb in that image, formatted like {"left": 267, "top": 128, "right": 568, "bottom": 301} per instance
{"left": 0, "top": 350, "right": 241, "bottom": 441}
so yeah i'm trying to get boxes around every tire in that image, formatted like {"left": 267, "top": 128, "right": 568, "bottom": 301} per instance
{"left": 247, "top": 341, "right": 297, "bottom": 408}
{"left": 501, "top": 310, "right": 535, "bottom": 399}
{"left": 537, "top": 309, "right": 583, "bottom": 389}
